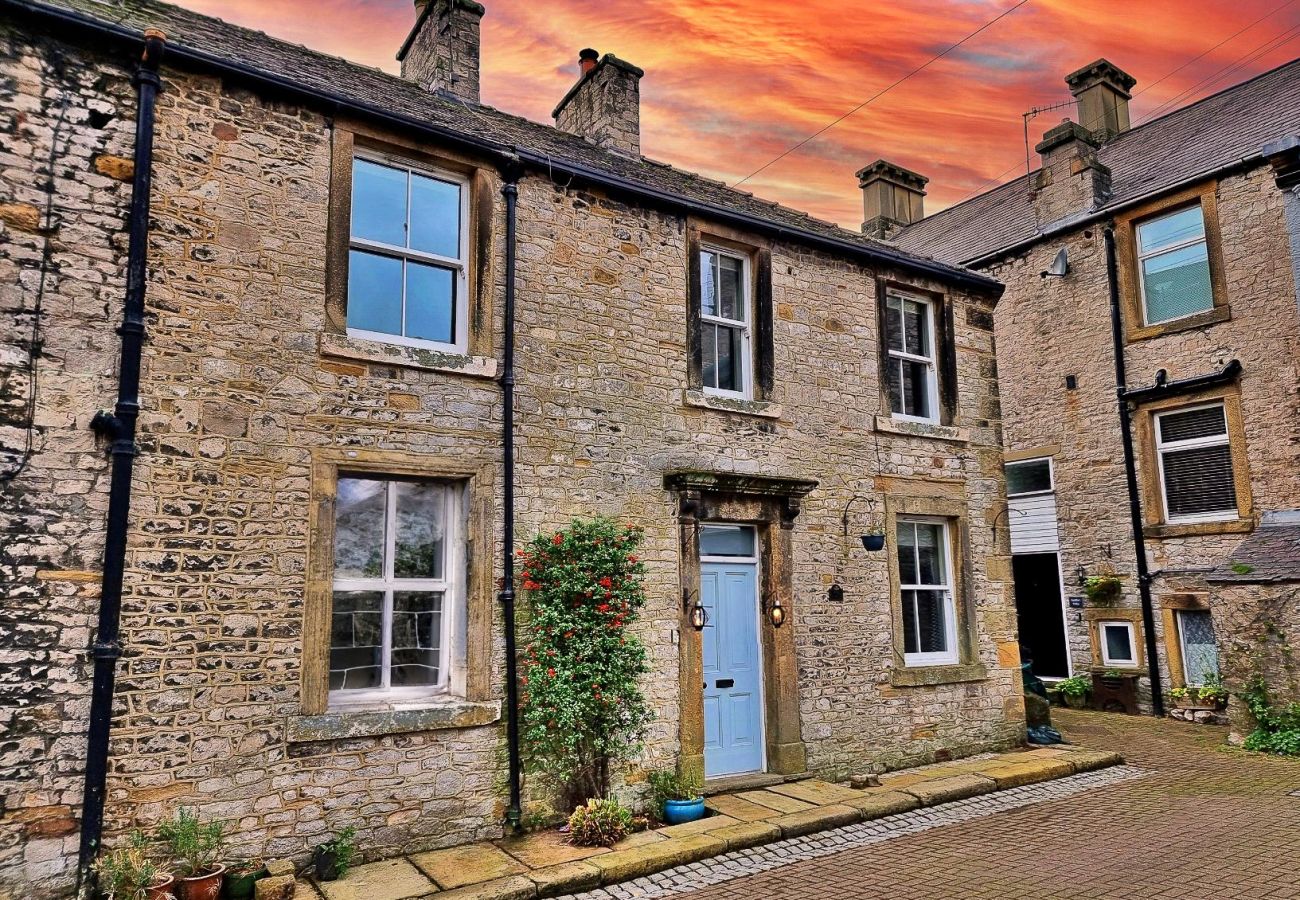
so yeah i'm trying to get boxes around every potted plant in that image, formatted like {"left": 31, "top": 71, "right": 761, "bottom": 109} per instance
{"left": 1049, "top": 674, "right": 1092, "bottom": 709}
{"left": 158, "top": 809, "right": 225, "bottom": 900}
{"left": 313, "top": 826, "right": 357, "bottom": 882}
{"left": 94, "top": 832, "right": 174, "bottom": 900}
{"left": 649, "top": 769, "right": 705, "bottom": 825}
{"left": 221, "top": 860, "right": 266, "bottom": 899}
{"left": 1092, "top": 668, "right": 1141, "bottom": 714}
{"left": 859, "top": 532, "right": 886, "bottom": 552}
{"left": 1083, "top": 575, "right": 1122, "bottom": 606}
{"left": 566, "top": 798, "right": 633, "bottom": 848}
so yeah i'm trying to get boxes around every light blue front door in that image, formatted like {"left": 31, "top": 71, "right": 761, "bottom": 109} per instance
{"left": 701, "top": 561, "right": 764, "bottom": 777}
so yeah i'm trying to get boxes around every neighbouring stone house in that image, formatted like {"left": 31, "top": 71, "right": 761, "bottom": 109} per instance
{"left": 0, "top": 0, "right": 1024, "bottom": 895}
{"left": 882, "top": 58, "right": 1300, "bottom": 725}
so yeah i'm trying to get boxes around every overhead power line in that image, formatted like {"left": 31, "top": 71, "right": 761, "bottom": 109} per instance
{"left": 731, "top": 0, "right": 1035, "bottom": 188}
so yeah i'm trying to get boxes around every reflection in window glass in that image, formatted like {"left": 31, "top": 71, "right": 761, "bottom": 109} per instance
{"left": 700, "top": 525, "right": 756, "bottom": 557}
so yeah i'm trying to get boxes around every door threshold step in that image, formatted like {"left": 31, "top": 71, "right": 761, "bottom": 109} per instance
{"left": 703, "top": 771, "right": 809, "bottom": 796}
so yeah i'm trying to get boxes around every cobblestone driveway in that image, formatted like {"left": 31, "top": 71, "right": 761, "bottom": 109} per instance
{"left": 573, "top": 710, "right": 1300, "bottom": 900}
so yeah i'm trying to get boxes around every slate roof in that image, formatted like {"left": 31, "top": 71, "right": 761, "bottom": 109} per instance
{"left": 894, "top": 56, "right": 1300, "bottom": 265}
{"left": 7, "top": 0, "right": 994, "bottom": 290}
{"left": 1206, "top": 521, "right": 1300, "bottom": 584}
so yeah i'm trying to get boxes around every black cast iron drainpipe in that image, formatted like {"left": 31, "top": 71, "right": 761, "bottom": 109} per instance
{"left": 79, "top": 28, "right": 166, "bottom": 889}
{"left": 1103, "top": 228, "right": 1165, "bottom": 717}
{"left": 499, "top": 159, "right": 525, "bottom": 831}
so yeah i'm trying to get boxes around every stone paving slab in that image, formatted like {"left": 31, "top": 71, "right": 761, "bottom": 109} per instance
{"left": 898, "top": 773, "right": 997, "bottom": 806}
{"left": 769, "top": 803, "right": 860, "bottom": 838}
{"left": 733, "top": 789, "right": 815, "bottom": 814}
{"left": 497, "top": 831, "right": 609, "bottom": 869}
{"left": 314, "top": 858, "right": 436, "bottom": 900}
{"left": 702, "top": 795, "right": 777, "bottom": 822}
{"left": 412, "top": 844, "right": 528, "bottom": 890}
{"left": 527, "top": 862, "right": 601, "bottom": 896}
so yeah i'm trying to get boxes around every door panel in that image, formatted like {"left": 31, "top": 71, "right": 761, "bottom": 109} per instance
{"left": 701, "top": 561, "right": 764, "bottom": 777}
{"left": 1012, "top": 552, "right": 1070, "bottom": 679}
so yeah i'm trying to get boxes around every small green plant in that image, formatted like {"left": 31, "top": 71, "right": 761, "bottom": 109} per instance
{"left": 1101, "top": 668, "right": 1123, "bottom": 679}
{"left": 1230, "top": 562, "right": 1255, "bottom": 575}
{"left": 1195, "top": 672, "right": 1228, "bottom": 706}
{"left": 1051, "top": 674, "right": 1092, "bottom": 699}
{"left": 1239, "top": 676, "right": 1300, "bottom": 756}
{"left": 316, "top": 826, "right": 358, "bottom": 879}
{"left": 1083, "top": 575, "right": 1122, "bottom": 606}
{"left": 158, "top": 808, "right": 225, "bottom": 877}
{"left": 94, "top": 831, "right": 161, "bottom": 900}
{"left": 648, "top": 769, "right": 703, "bottom": 809}
{"left": 1169, "top": 685, "right": 1190, "bottom": 700}
{"left": 567, "top": 798, "right": 633, "bottom": 848}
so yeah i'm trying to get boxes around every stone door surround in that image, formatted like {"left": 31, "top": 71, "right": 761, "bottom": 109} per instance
{"left": 664, "top": 471, "right": 817, "bottom": 782}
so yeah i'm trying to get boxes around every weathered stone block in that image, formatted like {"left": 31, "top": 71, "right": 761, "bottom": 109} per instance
{"left": 900, "top": 774, "right": 996, "bottom": 806}
{"left": 255, "top": 874, "right": 295, "bottom": 900}
{"left": 842, "top": 790, "right": 920, "bottom": 820}
{"left": 770, "top": 803, "right": 860, "bottom": 838}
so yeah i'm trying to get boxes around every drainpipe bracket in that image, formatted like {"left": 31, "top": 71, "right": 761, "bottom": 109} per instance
{"left": 89, "top": 639, "right": 122, "bottom": 662}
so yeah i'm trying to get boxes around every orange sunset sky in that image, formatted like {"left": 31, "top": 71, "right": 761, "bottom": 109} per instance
{"left": 175, "top": 0, "right": 1300, "bottom": 227}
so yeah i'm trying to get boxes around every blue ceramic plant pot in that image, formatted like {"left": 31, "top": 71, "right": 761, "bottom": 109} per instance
{"left": 861, "top": 533, "right": 886, "bottom": 552}
{"left": 662, "top": 798, "right": 706, "bottom": 825}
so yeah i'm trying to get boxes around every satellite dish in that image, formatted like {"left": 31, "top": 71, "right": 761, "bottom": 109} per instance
{"left": 1041, "top": 247, "right": 1069, "bottom": 278}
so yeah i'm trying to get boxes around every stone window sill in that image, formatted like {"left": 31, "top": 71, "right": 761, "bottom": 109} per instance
{"left": 889, "top": 663, "right": 987, "bottom": 687}
{"left": 1143, "top": 518, "right": 1253, "bottom": 539}
{"left": 320, "top": 332, "right": 498, "bottom": 378}
{"left": 874, "top": 415, "right": 969, "bottom": 444}
{"left": 286, "top": 698, "right": 500, "bottom": 742}
{"left": 683, "top": 389, "right": 782, "bottom": 419}
{"left": 1126, "top": 304, "right": 1231, "bottom": 342}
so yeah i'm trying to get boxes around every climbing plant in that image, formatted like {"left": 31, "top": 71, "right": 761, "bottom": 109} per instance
{"left": 518, "top": 518, "right": 653, "bottom": 808}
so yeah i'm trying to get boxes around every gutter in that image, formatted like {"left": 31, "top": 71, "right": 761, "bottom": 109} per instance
{"left": 1123, "top": 359, "right": 1242, "bottom": 405}
{"left": 2, "top": 0, "right": 1001, "bottom": 297}
{"left": 80, "top": 27, "right": 165, "bottom": 887}
{"left": 1104, "top": 229, "right": 1164, "bottom": 718}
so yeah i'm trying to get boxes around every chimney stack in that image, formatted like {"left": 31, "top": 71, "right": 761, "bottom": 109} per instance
{"left": 1065, "top": 59, "right": 1136, "bottom": 142}
{"left": 856, "top": 160, "right": 928, "bottom": 240}
{"left": 553, "top": 49, "right": 644, "bottom": 157}
{"left": 398, "top": 0, "right": 485, "bottom": 104}
{"left": 1031, "top": 119, "right": 1112, "bottom": 222}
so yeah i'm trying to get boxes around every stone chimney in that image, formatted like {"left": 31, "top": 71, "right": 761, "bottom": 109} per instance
{"left": 1032, "top": 119, "right": 1112, "bottom": 223}
{"left": 856, "top": 160, "right": 928, "bottom": 240}
{"left": 398, "top": 0, "right": 485, "bottom": 104}
{"left": 553, "top": 49, "right": 644, "bottom": 157}
{"left": 1065, "top": 59, "right": 1137, "bottom": 142}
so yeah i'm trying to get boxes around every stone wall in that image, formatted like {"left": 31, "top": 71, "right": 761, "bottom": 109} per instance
{"left": 989, "top": 165, "right": 1300, "bottom": 714}
{"left": 1, "top": 21, "right": 1021, "bottom": 896}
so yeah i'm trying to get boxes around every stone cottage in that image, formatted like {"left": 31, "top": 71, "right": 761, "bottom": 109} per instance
{"left": 883, "top": 58, "right": 1300, "bottom": 723}
{"left": 0, "top": 0, "right": 1023, "bottom": 895}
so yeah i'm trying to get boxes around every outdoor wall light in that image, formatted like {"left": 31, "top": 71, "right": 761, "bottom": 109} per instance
{"left": 690, "top": 602, "right": 708, "bottom": 631}
{"left": 768, "top": 597, "right": 786, "bottom": 628}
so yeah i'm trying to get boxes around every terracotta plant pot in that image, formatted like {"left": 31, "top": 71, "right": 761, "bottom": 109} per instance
{"left": 178, "top": 864, "right": 225, "bottom": 900}
{"left": 146, "top": 874, "right": 177, "bottom": 900}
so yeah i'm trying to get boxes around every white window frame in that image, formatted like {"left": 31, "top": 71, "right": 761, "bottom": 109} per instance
{"left": 328, "top": 478, "right": 462, "bottom": 710}
{"left": 699, "top": 246, "right": 753, "bottom": 400}
{"left": 1136, "top": 203, "right": 1212, "bottom": 326}
{"left": 347, "top": 150, "right": 471, "bottom": 354}
{"left": 1005, "top": 457, "right": 1055, "bottom": 498}
{"left": 1176, "top": 609, "right": 1219, "bottom": 687}
{"left": 886, "top": 289, "right": 941, "bottom": 424}
{"left": 1098, "top": 620, "right": 1138, "bottom": 668}
{"left": 1154, "top": 401, "right": 1236, "bottom": 525}
{"left": 897, "top": 517, "right": 959, "bottom": 667}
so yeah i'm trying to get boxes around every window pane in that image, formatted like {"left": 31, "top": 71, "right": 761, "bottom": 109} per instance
{"left": 901, "top": 589, "right": 919, "bottom": 655}
{"left": 391, "top": 590, "right": 442, "bottom": 686}
{"left": 1141, "top": 242, "right": 1212, "bottom": 322}
{"left": 348, "top": 250, "right": 403, "bottom": 336}
{"left": 334, "top": 478, "right": 387, "bottom": 578}
{"left": 896, "top": 522, "right": 917, "bottom": 584}
{"left": 1178, "top": 610, "right": 1219, "bottom": 687}
{"left": 718, "top": 254, "right": 743, "bottom": 321}
{"left": 885, "top": 296, "right": 904, "bottom": 352}
{"left": 330, "top": 590, "right": 383, "bottom": 690}
{"left": 700, "top": 251, "right": 718, "bottom": 318}
{"left": 700, "top": 525, "right": 755, "bottom": 557}
{"left": 1163, "top": 444, "right": 1236, "bottom": 518}
{"left": 702, "top": 322, "right": 718, "bottom": 389}
{"left": 409, "top": 173, "right": 461, "bottom": 258}
{"left": 1006, "top": 460, "right": 1052, "bottom": 495}
{"left": 716, "top": 324, "right": 739, "bottom": 392}
{"left": 1103, "top": 624, "right": 1133, "bottom": 663}
{"left": 902, "top": 359, "right": 931, "bottom": 418}
{"left": 1159, "top": 405, "right": 1227, "bottom": 443}
{"left": 888, "top": 359, "right": 905, "bottom": 415}
{"left": 902, "top": 299, "right": 928, "bottom": 357}
{"left": 914, "top": 523, "right": 944, "bottom": 585}
{"left": 1137, "top": 205, "right": 1204, "bottom": 254}
{"left": 405, "top": 261, "right": 455, "bottom": 344}
{"left": 352, "top": 158, "right": 407, "bottom": 247}
{"left": 913, "top": 589, "right": 949, "bottom": 654}
{"left": 393, "top": 481, "right": 446, "bottom": 579}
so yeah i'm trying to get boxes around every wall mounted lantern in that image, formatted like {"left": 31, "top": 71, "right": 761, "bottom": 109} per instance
{"left": 767, "top": 596, "right": 786, "bottom": 628}
{"left": 683, "top": 588, "right": 707, "bottom": 631}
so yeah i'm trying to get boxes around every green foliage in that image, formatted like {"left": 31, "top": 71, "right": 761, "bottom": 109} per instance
{"left": 317, "top": 826, "right": 358, "bottom": 877}
{"left": 1230, "top": 562, "right": 1255, "bottom": 575}
{"left": 1239, "top": 676, "right": 1300, "bottom": 757}
{"left": 1083, "top": 575, "right": 1122, "bottom": 605}
{"left": 94, "top": 832, "right": 161, "bottom": 900}
{"left": 519, "top": 518, "right": 654, "bottom": 807}
{"left": 648, "top": 769, "right": 703, "bottom": 808}
{"left": 1051, "top": 674, "right": 1092, "bottom": 699}
{"left": 158, "top": 808, "right": 224, "bottom": 877}
{"left": 567, "top": 798, "right": 633, "bottom": 848}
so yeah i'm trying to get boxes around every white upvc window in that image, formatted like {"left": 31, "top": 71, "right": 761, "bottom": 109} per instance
{"left": 1136, "top": 204, "right": 1213, "bottom": 325}
{"left": 1154, "top": 402, "right": 1237, "bottom": 524}
{"left": 329, "top": 477, "right": 461, "bottom": 707}
{"left": 699, "top": 247, "right": 752, "bottom": 398}
{"left": 896, "top": 518, "right": 958, "bottom": 667}
{"left": 885, "top": 289, "right": 940, "bottom": 423}
{"left": 347, "top": 152, "right": 470, "bottom": 353}
{"left": 1099, "top": 620, "right": 1137, "bottom": 667}
{"left": 1005, "top": 457, "right": 1054, "bottom": 497}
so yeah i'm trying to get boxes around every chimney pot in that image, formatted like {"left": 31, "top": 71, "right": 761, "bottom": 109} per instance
{"left": 855, "top": 159, "right": 927, "bottom": 240}
{"left": 579, "top": 48, "right": 599, "bottom": 75}
{"left": 1064, "top": 58, "right": 1136, "bottom": 142}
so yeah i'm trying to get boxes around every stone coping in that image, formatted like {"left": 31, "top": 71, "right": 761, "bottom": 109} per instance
{"left": 298, "top": 745, "right": 1120, "bottom": 900}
